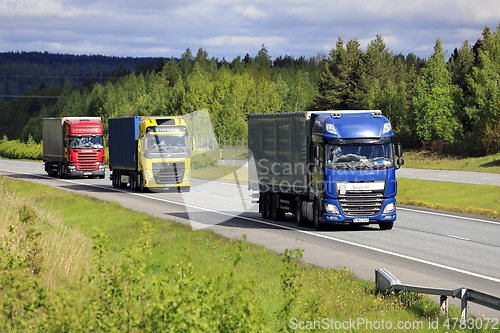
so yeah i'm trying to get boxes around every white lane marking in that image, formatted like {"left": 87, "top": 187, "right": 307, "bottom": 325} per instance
{"left": 398, "top": 206, "right": 500, "bottom": 226}
{"left": 2, "top": 168, "right": 500, "bottom": 284}
{"left": 447, "top": 235, "right": 471, "bottom": 241}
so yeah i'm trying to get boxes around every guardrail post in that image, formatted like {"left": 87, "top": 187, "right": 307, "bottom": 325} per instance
{"left": 460, "top": 288, "right": 468, "bottom": 321}
{"left": 440, "top": 295, "right": 448, "bottom": 316}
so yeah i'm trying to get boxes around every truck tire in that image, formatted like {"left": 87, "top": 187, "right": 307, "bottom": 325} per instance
{"left": 260, "top": 192, "right": 268, "bottom": 219}
{"left": 313, "top": 201, "right": 325, "bottom": 231}
{"left": 131, "top": 172, "right": 137, "bottom": 191}
{"left": 55, "top": 163, "right": 62, "bottom": 178}
{"left": 295, "top": 197, "right": 307, "bottom": 227}
{"left": 118, "top": 170, "right": 128, "bottom": 188}
{"left": 271, "top": 193, "right": 285, "bottom": 221}
{"left": 116, "top": 170, "right": 124, "bottom": 188}
{"left": 139, "top": 173, "right": 145, "bottom": 193}
{"left": 379, "top": 221, "right": 394, "bottom": 230}
{"left": 59, "top": 164, "right": 67, "bottom": 179}
{"left": 264, "top": 192, "right": 272, "bottom": 220}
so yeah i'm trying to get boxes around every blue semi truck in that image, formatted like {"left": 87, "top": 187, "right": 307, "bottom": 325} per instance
{"left": 248, "top": 111, "right": 404, "bottom": 230}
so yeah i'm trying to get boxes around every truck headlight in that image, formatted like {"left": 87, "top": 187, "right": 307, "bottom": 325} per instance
{"left": 183, "top": 169, "right": 190, "bottom": 181}
{"left": 325, "top": 204, "right": 339, "bottom": 214}
{"left": 383, "top": 122, "right": 392, "bottom": 134}
{"left": 145, "top": 171, "right": 154, "bottom": 181}
{"left": 383, "top": 203, "right": 395, "bottom": 213}
{"left": 325, "top": 123, "right": 337, "bottom": 135}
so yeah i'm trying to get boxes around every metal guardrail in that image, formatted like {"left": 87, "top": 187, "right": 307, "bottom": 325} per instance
{"left": 376, "top": 268, "right": 500, "bottom": 320}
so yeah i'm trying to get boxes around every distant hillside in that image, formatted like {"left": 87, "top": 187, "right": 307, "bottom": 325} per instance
{"left": 0, "top": 51, "right": 171, "bottom": 99}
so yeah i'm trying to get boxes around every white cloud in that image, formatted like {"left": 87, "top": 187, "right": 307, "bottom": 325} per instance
{"left": 1, "top": 0, "right": 500, "bottom": 59}
{"left": 203, "top": 35, "right": 286, "bottom": 47}
{"left": 233, "top": 5, "right": 267, "bottom": 20}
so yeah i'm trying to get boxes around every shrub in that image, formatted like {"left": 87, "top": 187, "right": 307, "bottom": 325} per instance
{"left": 0, "top": 137, "right": 43, "bottom": 160}
{"left": 191, "top": 152, "right": 218, "bottom": 170}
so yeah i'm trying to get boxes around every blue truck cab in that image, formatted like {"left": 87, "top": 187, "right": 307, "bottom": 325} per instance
{"left": 248, "top": 110, "right": 404, "bottom": 231}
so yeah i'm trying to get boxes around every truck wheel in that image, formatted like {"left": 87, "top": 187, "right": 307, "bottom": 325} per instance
{"left": 181, "top": 186, "right": 191, "bottom": 193}
{"left": 295, "top": 198, "right": 307, "bottom": 227}
{"left": 264, "top": 192, "right": 272, "bottom": 220}
{"left": 118, "top": 171, "right": 127, "bottom": 188}
{"left": 260, "top": 193, "right": 268, "bottom": 219}
{"left": 116, "top": 170, "right": 124, "bottom": 188}
{"left": 379, "top": 222, "right": 394, "bottom": 230}
{"left": 271, "top": 193, "right": 285, "bottom": 221}
{"left": 112, "top": 172, "right": 117, "bottom": 188}
{"left": 56, "top": 163, "right": 63, "bottom": 178}
{"left": 59, "top": 165, "right": 66, "bottom": 179}
{"left": 313, "top": 202, "right": 325, "bottom": 231}
{"left": 139, "top": 174, "right": 145, "bottom": 193}
{"left": 131, "top": 172, "right": 137, "bottom": 191}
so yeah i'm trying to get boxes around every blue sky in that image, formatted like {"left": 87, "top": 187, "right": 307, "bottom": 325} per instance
{"left": 1, "top": 0, "right": 499, "bottom": 61}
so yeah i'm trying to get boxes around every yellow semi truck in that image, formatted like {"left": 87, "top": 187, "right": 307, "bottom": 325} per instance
{"left": 108, "top": 116, "right": 195, "bottom": 192}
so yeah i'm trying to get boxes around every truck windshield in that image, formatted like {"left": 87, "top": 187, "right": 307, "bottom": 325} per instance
{"left": 68, "top": 136, "right": 104, "bottom": 149}
{"left": 326, "top": 143, "right": 394, "bottom": 169}
{"left": 145, "top": 133, "right": 188, "bottom": 152}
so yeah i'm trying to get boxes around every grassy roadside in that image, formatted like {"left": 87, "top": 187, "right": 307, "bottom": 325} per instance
{"left": 3, "top": 176, "right": 489, "bottom": 332}
{"left": 397, "top": 178, "right": 500, "bottom": 218}
{"left": 403, "top": 150, "right": 500, "bottom": 174}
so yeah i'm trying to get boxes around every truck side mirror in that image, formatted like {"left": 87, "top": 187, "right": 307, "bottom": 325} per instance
{"left": 191, "top": 137, "right": 196, "bottom": 152}
{"left": 314, "top": 145, "right": 320, "bottom": 168}
{"left": 395, "top": 143, "right": 403, "bottom": 157}
{"left": 106, "top": 137, "right": 109, "bottom": 148}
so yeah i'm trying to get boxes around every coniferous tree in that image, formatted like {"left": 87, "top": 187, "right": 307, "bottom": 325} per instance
{"left": 466, "top": 24, "right": 500, "bottom": 155}
{"left": 448, "top": 40, "right": 474, "bottom": 135}
{"left": 312, "top": 38, "right": 363, "bottom": 110}
{"left": 412, "top": 38, "right": 459, "bottom": 144}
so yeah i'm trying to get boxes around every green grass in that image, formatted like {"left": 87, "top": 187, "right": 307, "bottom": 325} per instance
{"left": 3, "top": 175, "right": 492, "bottom": 332}
{"left": 398, "top": 178, "right": 500, "bottom": 218}
{"left": 194, "top": 147, "right": 248, "bottom": 161}
{"left": 192, "top": 164, "right": 249, "bottom": 183}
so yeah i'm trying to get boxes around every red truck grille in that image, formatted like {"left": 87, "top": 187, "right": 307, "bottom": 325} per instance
{"left": 76, "top": 152, "right": 99, "bottom": 171}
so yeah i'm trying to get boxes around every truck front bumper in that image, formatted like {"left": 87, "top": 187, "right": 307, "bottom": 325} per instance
{"left": 68, "top": 163, "right": 106, "bottom": 177}
{"left": 68, "top": 169, "right": 105, "bottom": 177}
{"left": 321, "top": 198, "right": 397, "bottom": 224}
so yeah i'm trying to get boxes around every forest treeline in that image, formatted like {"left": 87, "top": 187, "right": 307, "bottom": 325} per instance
{"left": 0, "top": 51, "right": 170, "bottom": 98}
{"left": 1, "top": 23, "right": 500, "bottom": 156}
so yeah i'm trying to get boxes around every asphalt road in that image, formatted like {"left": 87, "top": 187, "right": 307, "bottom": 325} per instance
{"left": 1, "top": 159, "right": 500, "bottom": 319}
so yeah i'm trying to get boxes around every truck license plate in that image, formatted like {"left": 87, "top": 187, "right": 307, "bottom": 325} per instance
{"left": 354, "top": 218, "right": 369, "bottom": 223}
{"left": 83, "top": 172, "right": 92, "bottom": 176}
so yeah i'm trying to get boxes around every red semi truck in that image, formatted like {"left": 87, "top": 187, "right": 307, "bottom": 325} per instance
{"left": 42, "top": 117, "right": 106, "bottom": 178}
